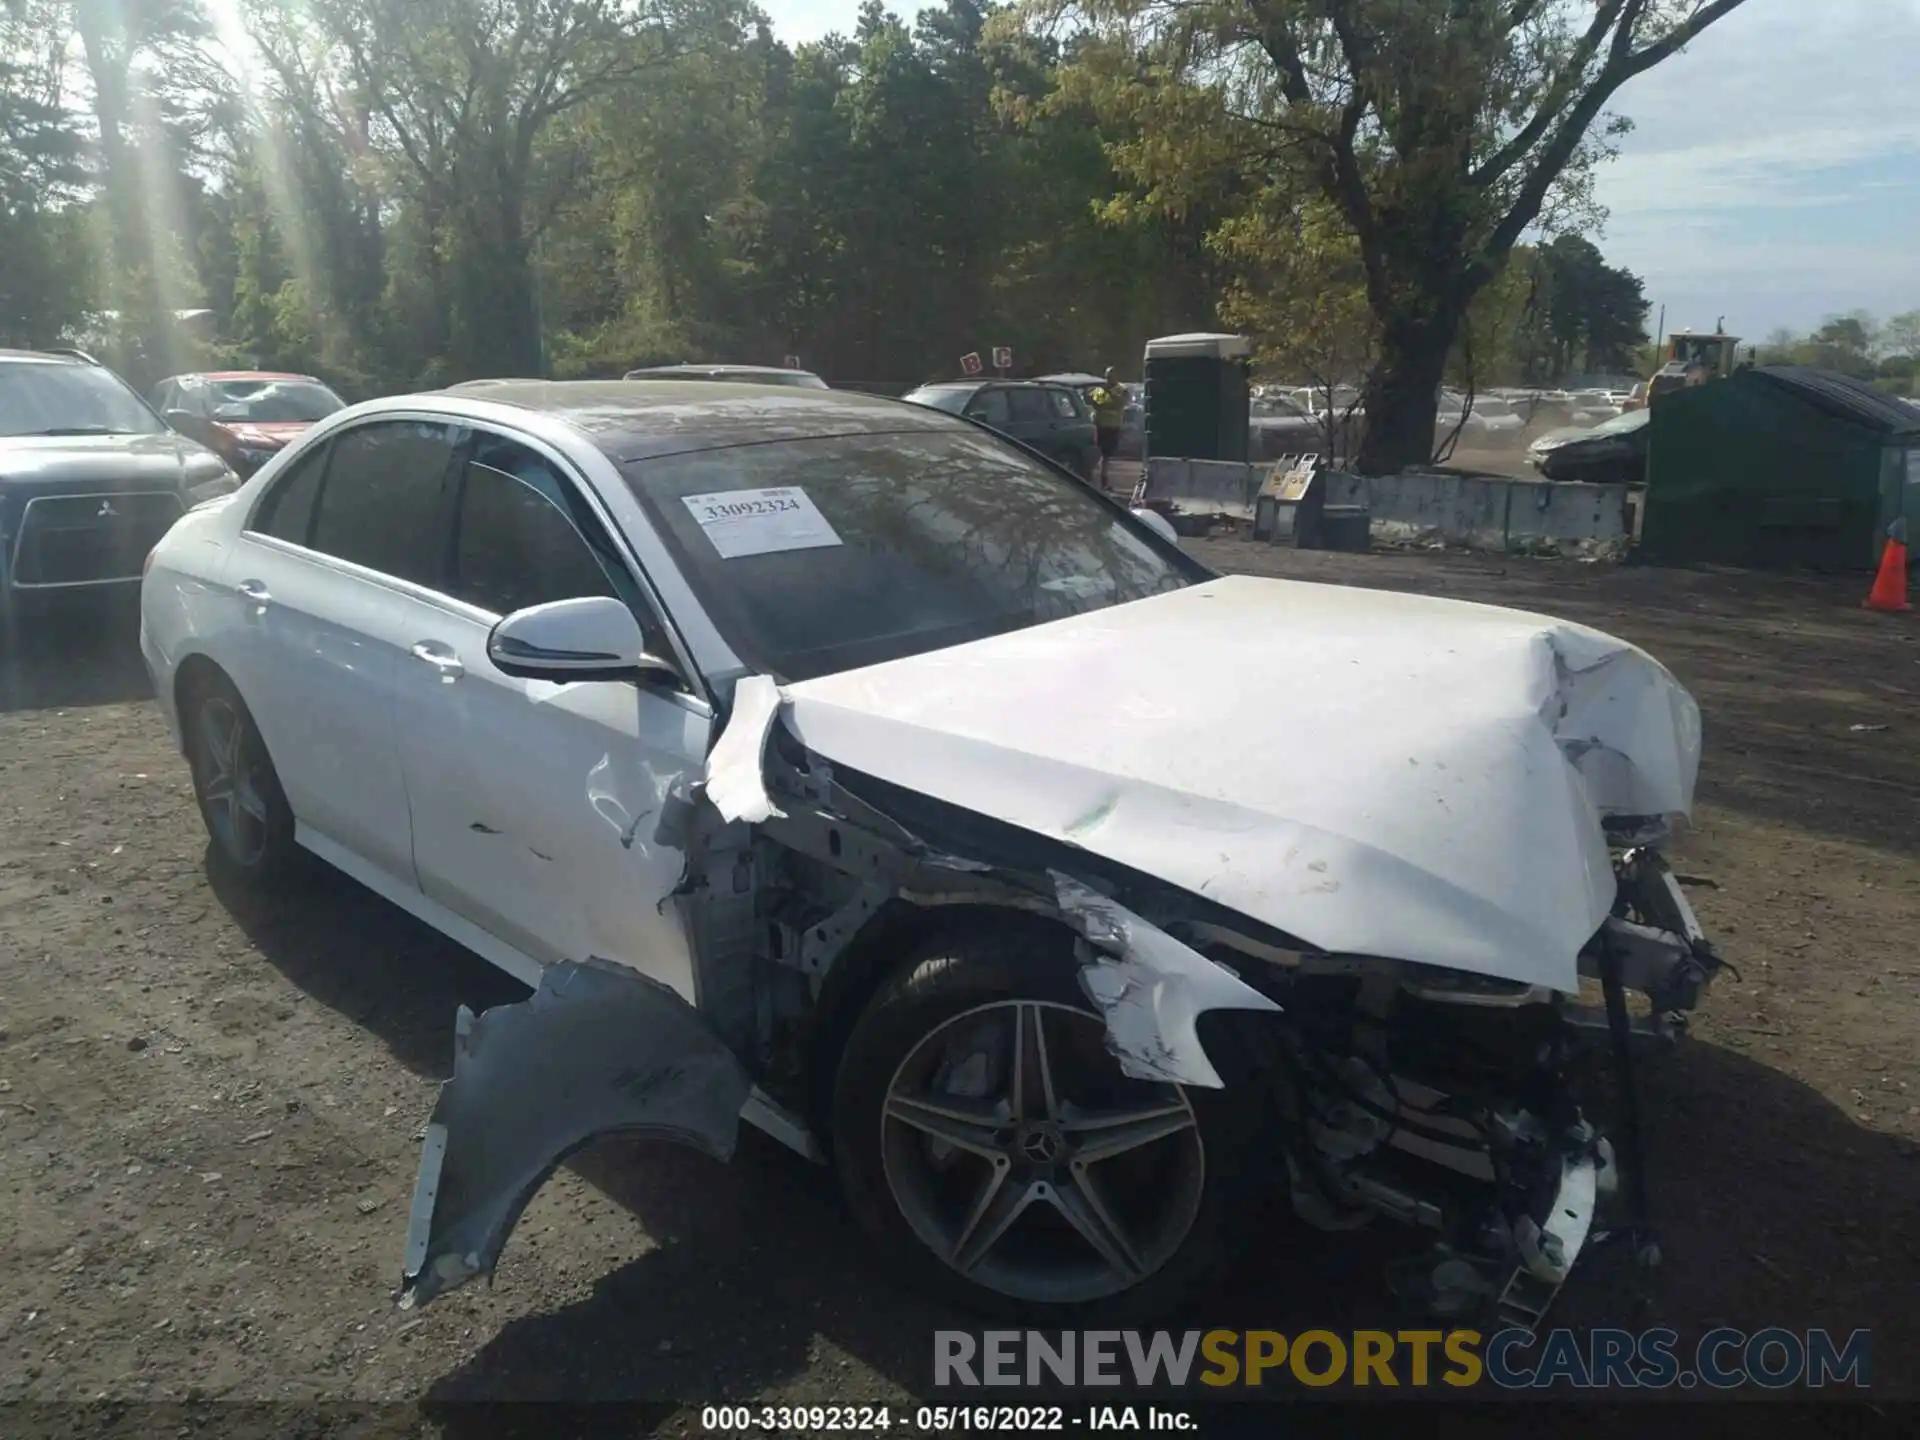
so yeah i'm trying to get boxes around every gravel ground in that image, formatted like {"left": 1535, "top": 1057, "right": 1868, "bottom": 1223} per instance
{"left": 1, "top": 543, "right": 1916, "bottom": 1425}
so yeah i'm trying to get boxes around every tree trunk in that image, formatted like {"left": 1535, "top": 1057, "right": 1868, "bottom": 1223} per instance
{"left": 1355, "top": 306, "right": 1463, "bottom": 475}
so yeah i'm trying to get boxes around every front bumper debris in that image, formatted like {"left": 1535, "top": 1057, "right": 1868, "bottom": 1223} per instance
{"left": 400, "top": 959, "right": 752, "bottom": 1307}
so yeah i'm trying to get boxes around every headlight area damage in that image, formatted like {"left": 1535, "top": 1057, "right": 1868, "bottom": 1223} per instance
{"left": 401, "top": 633, "right": 1726, "bottom": 1327}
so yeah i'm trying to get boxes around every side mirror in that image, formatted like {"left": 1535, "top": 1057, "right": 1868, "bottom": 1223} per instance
{"left": 487, "top": 596, "right": 682, "bottom": 686}
{"left": 165, "top": 409, "right": 208, "bottom": 442}
{"left": 1132, "top": 508, "right": 1179, "bottom": 545}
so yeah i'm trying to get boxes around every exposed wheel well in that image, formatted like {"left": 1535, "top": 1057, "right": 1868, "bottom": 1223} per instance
{"left": 171, "top": 653, "right": 230, "bottom": 744}
{"left": 800, "top": 899, "right": 1078, "bottom": 1145}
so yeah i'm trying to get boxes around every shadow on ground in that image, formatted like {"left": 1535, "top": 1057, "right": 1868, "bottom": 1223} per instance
{"left": 0, "top": 593, "right": 151, "bottom": 713}
{"left": 209, "top": 856, "right": 1917, "bottom": 1407}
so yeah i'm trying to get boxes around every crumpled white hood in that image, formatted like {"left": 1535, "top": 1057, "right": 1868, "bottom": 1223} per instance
{"left": 780, "top": 574, "right": 1700, "bottom": 993}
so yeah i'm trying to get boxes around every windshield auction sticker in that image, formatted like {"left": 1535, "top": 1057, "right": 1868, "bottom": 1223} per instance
{"left": 682, "top": 485, "right": 843, "bottom": 558}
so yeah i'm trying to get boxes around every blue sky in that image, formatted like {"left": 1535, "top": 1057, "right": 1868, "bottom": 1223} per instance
{"left": 755, "top": 0, "right": 1920, "bottom": 341}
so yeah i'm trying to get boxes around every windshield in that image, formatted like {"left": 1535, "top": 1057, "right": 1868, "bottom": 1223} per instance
{"left": 0, "top": 361, "right": 163, "bottom": 437}
{"left": 1585, "top": 407, "right": 1651, "bottom": 438}
{"left": 625, "top": 429, "right": 1204, "bottom": 682}
{"left": 208, "top": 379, "right": 343, "bottom": 424}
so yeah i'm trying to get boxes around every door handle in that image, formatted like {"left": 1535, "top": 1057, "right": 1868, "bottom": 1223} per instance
{"left": 409, "top": 640, "right": 465, "bottom": 683}
{"left": 236, "top": 578, "right": 271, "bottom": 616}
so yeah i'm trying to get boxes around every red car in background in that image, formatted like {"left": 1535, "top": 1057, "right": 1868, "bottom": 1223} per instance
{"left": 149, "top": 371, "right": 347, "bottom": 476}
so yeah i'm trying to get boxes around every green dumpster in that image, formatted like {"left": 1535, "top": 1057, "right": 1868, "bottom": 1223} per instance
{"left": 1641, "top": 366, "right": 1920, "bottom": 570}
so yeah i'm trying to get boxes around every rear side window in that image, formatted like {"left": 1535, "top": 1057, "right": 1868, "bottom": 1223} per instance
{"left": 251, "top": 442, "right": 330, "bottom": 545}
{"left": 309, "top": 420, "right": 459, "bottom": 586}
{"left": 449, "top": 440, "right": 617, "bottom": 616}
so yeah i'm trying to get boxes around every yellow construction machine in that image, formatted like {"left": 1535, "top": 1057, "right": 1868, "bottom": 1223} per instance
{"left": 1626, "top": 322, "right": 1745, "bottom": 410}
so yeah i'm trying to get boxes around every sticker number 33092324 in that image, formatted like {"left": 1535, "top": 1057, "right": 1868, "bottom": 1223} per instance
{"left": 680, "top": 485, "right": 844, "bottom": 559}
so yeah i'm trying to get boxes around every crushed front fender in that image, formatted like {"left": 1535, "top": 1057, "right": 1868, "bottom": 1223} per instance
{"left": 400, "top": 959, "right": 752, "bottom": 1307}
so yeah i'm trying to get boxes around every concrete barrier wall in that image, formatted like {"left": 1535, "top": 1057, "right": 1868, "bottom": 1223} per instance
{"left": 1333, "top": 472, "right": 1632, "bottom": 548}
{"left": 1145, "top": 458, "right": 1632, "bottom": 551}
{"left": 1140, "top": 457, "right": 1264, "bottom": 513}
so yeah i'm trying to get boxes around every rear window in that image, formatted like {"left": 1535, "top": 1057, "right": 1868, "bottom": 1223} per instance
{"left": 622, "top": 430, "right": 1203, "bottom": 682}
{"left": 903, "top": 388, "right": 971, "bottom": 415}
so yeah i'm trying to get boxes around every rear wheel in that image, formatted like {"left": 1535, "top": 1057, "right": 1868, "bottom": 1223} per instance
{"left": 183, "top": 671, "right": 300, "bottom": 885}
{"left": 831, "top": 918, "right": 1268, "bottom": 1322}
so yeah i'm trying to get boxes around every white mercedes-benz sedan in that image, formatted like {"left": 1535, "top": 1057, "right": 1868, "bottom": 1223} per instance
{"left": 140, "top": 381, "right": 1722, "bottom": 1325}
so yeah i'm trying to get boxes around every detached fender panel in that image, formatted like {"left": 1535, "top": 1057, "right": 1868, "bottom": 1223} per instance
{"left": 400, "top": 959, "right": 752, "bottom": 1307}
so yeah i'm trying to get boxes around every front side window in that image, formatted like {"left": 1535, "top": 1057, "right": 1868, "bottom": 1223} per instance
{"left": 1048, "top": 388, "right": 1081, "bottom": 419}
{"left": 0, "top": 361, "right": 164, "bottom": 437}
{"left": 623, "top": 429, "right": 1204, "bottom": 683}
{"left": 449, "top": 439, "right": 617, "bottom": 616}
{"left": 308, "top": 420, "right": 460, "bottom": 586}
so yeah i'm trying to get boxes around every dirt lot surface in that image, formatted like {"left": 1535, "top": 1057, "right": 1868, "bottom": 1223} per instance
{"left": 2, "top": 543, "right": 1916, "bottom": 1421}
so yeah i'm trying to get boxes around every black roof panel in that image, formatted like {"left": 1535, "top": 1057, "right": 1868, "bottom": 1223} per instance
{"left": 1754, "top": 366, "right": 1920, "bottom": 438}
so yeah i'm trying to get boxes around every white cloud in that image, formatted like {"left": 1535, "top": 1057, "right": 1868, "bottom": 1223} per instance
{"left": 1538, "top": 2, "right": 1920, "bottom": 330}
{"left": 1595, "top": 0, "right": 1920, "bottom": 215}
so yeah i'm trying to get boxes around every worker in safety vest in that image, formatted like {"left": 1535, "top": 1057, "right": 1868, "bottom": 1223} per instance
{"left": 1088, "top": 367, "right": 1125, "bottom": 491}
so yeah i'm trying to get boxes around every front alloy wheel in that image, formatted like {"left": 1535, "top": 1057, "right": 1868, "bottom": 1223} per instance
{"left": 883, "top": 999, "right": 1204, "bottom": 1305}
{"left": 833, "top": 919, "right": 1265, "bottom": 1322}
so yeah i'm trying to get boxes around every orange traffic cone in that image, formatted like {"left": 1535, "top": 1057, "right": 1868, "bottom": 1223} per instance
{"left": 1864, "top": 517, "right": 1911, "bottom": 613}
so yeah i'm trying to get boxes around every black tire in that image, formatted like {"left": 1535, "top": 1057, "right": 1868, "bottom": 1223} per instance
{"left": 181, "top": 669, "right": 302, "bottom": 886}
{"left": 831, "top": 915, "right": 1270, "bottom": 1324}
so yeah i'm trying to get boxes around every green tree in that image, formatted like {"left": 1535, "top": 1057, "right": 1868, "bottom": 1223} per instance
{"left": 1532, "top": 234, "right": 1648, "bottom": 376}
{"left": 0, "top": 3, "right": 90, "bottom": 346}
{"left": 1039, "top": 0, "right": 1751, "bottom": 472}
{"left": 1806, "top": 312, "right": 1878, "bottom": 378}
{"left": 1877, "top": 310, "right": 1919, "bottom": 365}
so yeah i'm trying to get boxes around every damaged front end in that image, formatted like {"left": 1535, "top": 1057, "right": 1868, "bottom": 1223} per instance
{"left": 397, "top": 656, "right": 1723, "bottom": 1330}
{"left": 1152, "top": 824, "right": 1725, "bottom": 1327}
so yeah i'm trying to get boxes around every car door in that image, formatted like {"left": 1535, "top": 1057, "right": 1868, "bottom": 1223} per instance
{"left": 389, "top": 429, "right": 711, "bottom": 1001}
{"left": 1042, "top": 386, "right": 1096, "bottom": 475}
{"left": 962, "top": 385, "right": 1012, "bottom": 437}
{"left": 222, "top": 419, "right": 464, "bottom": 885}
